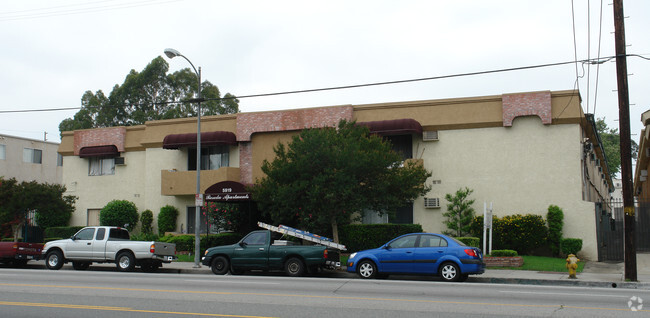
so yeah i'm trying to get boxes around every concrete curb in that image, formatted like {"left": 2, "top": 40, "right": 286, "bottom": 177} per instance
{"left": 470, "top": 277, "right": 650, "bottom": 290}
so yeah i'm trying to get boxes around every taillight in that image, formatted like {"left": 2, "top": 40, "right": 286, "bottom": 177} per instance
{"left": 12, "top": 244, "right": 18, "bottom": 250}
{"left": 150, "top": 244, "right": 155, "bottom": 253}
{"left": 464, "top": 249, "right": 477, "bottom": 257}
{"left": 323, "top": 249, "right": 328, "bottom": 259}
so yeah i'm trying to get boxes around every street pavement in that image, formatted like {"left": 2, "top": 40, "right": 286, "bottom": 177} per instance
{"left": 26, "top": 253, "right": 650, "bottom": 290}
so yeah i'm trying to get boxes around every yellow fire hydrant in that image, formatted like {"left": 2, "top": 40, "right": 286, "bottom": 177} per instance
{"left": 566, "top": 254, "right": 579, "bottom": 279}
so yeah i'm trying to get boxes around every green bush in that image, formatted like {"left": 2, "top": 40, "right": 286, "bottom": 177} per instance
{"left": 100, "top": 200, "right": 139, "bottom": 231}
{"left": 158, "top": 232, "right": 243, "bottom": 254}
{"left": 158, "top": 205, "right": 179, "bottom": 235}
{"left": 339, "top": 223, "right": 423, "bottom": 253}
{"left": 490, "top": 249, "right": 518, "bottom": 257}
{"left": 130, "top": 232, "right": 159, "bottom": 241}
{"left": 456, "top": 237, "right": 480, "bottom": 247}
{"left": 140, "top": 209, "right": 154, "bottom": 235}
{"left": 561, "top": 238, "right": 583, "bottom": 255}
{"left": 547, "top": 205, "right": 564, "bottom": 256}
{"left": 44, "top": 226, "right": 85, "bottom": 238}
{"left": 1, "top": 237, "right": 22, "bottom": 242}
{"left": 470, "top": 214, "right": 548, "bottom": 255}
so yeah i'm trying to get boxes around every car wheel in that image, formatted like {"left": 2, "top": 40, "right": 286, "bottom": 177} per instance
{"left": 116, "top": 252, "right": 135, "bottom": 272}
{"left": 45, "top": 250, "right": 64, "bottom": 270}
{"left": 72, "top": 261, "right": 90, "bottom": 270}
{"left": 211, "top": 256, "right": 229, "bottom": 275}
{"left": 284, "top": 257, "right": 305, "bottom": 277}
{"left": 357, "top": 260, "right": 377, "bottom": 279}
{"left": 439, "top": 262, "right": 461, "bottom": 282}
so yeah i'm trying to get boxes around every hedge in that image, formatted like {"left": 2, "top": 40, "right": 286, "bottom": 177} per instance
{"left": 44, "top": 226, "right": 85, "bottom": 239}
{"left": 561, "top": 238, "right": 583, "bottom": 255}
{"left": 339, "top": 223, "right": 423, "bottom": 253}
{"left": 490, "top": 249, "right": 518, "bottom": 257}
{"left": 456, "top": 237, "right": 480, "bottom": 247}
{"left": 470, "top": 214, "right": 548, "bottom": 255}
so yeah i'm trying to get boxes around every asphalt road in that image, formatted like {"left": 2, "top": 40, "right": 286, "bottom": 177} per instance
{"left": 0, "top": 267, "right": 648, "bottom": 317}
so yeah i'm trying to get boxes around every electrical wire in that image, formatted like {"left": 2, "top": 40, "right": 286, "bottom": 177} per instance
{"left": 0, "top": 54, "right": 641, "bottom": 115}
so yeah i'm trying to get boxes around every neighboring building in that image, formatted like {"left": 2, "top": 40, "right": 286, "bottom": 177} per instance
{"left": 0, "top": 134, "right": 62, "bottom": 184}
{"left": 632, "top": 110, "right": 650, "bottom": 252}
{"left": 58, "top": 90, "right": 613, "bottom": 260}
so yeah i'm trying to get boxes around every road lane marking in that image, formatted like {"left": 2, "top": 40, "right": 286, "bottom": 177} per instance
{"left": 0, "top": 301, "right": 276, "bottom": 318}
{"left": 184, "top": 280, "right": 280, "bottom": 285}
{"left": 499, "top": 290, "right": 629, "bottom": 298}
{"left": 0, "top": 283, "right": 647, "bottom": 313}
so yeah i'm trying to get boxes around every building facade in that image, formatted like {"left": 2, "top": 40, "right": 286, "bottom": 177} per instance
{"left": 0, "top": 134, "right": 62, "bottom": 184}
{"left": 58, "top": 90, "right": 612, "bottom": 260}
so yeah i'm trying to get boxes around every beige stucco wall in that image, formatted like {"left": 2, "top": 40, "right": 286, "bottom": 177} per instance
{"left": 413, "top": 116, "right": 598, "bottom": 260}
{"left": 0, "top": 134, "right": 62, "bottom": 184}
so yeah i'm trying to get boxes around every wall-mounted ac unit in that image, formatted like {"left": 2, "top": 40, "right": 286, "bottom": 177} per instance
{"left": 423, "top": 131, "right": 439, "bottom": 141}
{"left": 114, "top": 157, "right": 125, "bottom": 165}
{"left": 424, "top": 198, "right": 440, "bottom": 209}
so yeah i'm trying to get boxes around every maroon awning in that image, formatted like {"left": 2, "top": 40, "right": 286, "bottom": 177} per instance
{"left": 163, "top": 131, "right": 237, "bottom": 149}
{"left": 358, "top": 119, "right": 423, "bottom": 136}
{"left": 79, "top": 145, "right": 119, "bottom": 158}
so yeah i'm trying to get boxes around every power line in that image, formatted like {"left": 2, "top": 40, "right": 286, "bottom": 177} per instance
{"left": 0, "top": 54, "right": 644, "bottom": 115}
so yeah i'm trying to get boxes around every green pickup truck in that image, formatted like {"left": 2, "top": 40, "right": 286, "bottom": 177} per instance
{"left": 202, "top": 230, "right": 339, "bottom": 277}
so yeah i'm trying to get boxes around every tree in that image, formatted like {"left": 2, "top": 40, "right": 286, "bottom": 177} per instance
{"left": 59, "top": 57, "right": 240, "bottom": 136}
{"left": 0, "top": 177, "right": 76, "bottom": 240}
{"left": 596, "top": 117, "right": 638, "bottom": 179}
{"left": 443, "top": 187, "right": 475, "bottom": 237}
{"left": 252, "top": 119, "right": 432, "bottom": 242}
{"left": 158, "top": 205, "right": 179, "bottom": 235}
{"left": 99, "top": 200, "right": 139, "bottom": 231}
{"left": 140, "top": 209, "right": 154, "bottom": 235}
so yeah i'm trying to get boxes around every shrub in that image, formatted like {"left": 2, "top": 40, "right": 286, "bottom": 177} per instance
{"left": 130, "top": 232, "right": 159, "bottom": 241}
{"left": 339, "top": 223, "right": 423, "bottom": 253}
{"left": 44, "top": 226, "right": 85, "bottom": 238}
{"left": 100, "top": 200, "right": 139, "bottom": 231}
{"left": 443, "top": 187, "right": 475, "bottom": 237}
{"left": 490, "top": 249, "right": 518, "bottom": 257}
{"left": 140, "top": 209, "right": 154, "bottom": 235}
{"left": 158, "top": 232, "right": 243, "bottom": 254}
{"left": 470, "top": 214, "right": 548, "bottom": 255}
{"left": 547, "top": 205, "right": 564, "bottom": 256}
{"left": 561, "top": 238, "right": 583, "bottom": 255}
{"left": 158, "top": 205, "right": 179, "bottom": 235}
{"left": 456, "top": 237, "right": 480, "bottom": 247}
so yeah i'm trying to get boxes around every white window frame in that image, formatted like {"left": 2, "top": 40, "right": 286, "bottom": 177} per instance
{"left": 23, "top": 148, "right": 42, "bottom": 164}
{"left": 89, "top": 157, "right": 115, "bottom": 176}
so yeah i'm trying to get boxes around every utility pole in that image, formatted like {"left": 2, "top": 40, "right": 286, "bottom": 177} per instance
{"left": 613, "top": 0, "right": 637, "bottom": 281}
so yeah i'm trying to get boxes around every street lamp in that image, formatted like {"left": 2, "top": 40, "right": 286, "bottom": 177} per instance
{"left": 164, "top": 48, "right": 204, "bottom": 268}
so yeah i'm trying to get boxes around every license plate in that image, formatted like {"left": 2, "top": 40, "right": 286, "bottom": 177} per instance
{"left": 26, "top": 255, "right": 34, "bottom": 259}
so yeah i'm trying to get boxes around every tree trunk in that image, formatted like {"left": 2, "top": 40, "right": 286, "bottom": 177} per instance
{"left": 331, "top": 218, "right": 339, "bottom": 243}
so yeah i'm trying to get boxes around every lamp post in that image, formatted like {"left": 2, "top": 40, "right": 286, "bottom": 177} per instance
{"left": 164, "top": 48, "right": 204, "bottom": 268}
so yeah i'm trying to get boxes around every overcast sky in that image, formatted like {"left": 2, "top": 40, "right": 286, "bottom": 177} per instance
{"left": 1, "top": 0, "right": 649, "bottom": 144}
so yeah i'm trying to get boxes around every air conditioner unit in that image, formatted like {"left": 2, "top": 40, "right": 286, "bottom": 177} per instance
{"left": 114, "top": 157, "right": 125, "bottom": 165}
{"left": 424, "top": 198, "right": 440, "bottom": 209}
{"left": 423, "top": 131, "right": 439, "bottom": 141}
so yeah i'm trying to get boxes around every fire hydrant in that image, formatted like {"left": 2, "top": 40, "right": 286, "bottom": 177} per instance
{"left": 566, "top": 254, "right": 580, "bottom": 279}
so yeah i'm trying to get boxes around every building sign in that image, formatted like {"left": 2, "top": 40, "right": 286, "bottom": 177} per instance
{"left": 204, "top": 181, "right": 251, "bottom": 202}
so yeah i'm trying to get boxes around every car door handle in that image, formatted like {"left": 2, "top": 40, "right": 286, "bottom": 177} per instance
{"left": 437, "top": 250, "right": 444, "bottom": 253}
{"left": 258, "top": 248, "right": 265, "bottom": 251}
{"left": 87, "top": 243, "right": 92, "bottom": 245}
{"left": 406, "top": 251, "right": 412, "bottom": 253}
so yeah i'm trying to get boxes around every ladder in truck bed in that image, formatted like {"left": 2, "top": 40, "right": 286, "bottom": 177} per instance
{"left": 258, "top": 222, "right": 347, "bottom": 251}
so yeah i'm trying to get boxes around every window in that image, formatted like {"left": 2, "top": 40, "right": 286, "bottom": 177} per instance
{"left": 419, "top": 235, "right": 447, "bottom": 248}
{"left": 74, "top": 228, "right": 95, "bottom": 240}
{"left": 188, "top": 146, "right": 229, "bottom": 171}
{"left": 23, "top": 148, "right": 42, "bottom": 164}
{"left": 0, "top": 144, "right": 5, "bottom": 160}
{"left": 388, "top": 235, "right": 417, "bottom": 249}
{"left": 95, "top": 228, "right": 106, "bottom": 240}
{"left": 57, "top": 153, "right": 63, "bottom": 166}
{"left": 242, "top": 232, "right": 267, "bottom": 245}
{"left": 89, "top": 157, "right": 115, "bottom": 176}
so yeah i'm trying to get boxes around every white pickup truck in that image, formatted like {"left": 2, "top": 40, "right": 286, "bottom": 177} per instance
{"left": 42, "top": 226, "right": 176, "bottom": 272}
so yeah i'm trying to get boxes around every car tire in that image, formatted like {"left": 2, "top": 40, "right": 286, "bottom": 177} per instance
{"left": 72, "top": 261, "right": 90, "bottom": 270}
{"left": 211, "top": 256, "right": 229, "bottom": 275}
{"left": 284, "top": 257, "right": 305, "bottom": 277}
{"left": 357, "top": 260, "right": 377, "bottom": 279}
{"left": 45, "top": 250, "right": 64, "bottom": 270}
{"left": 116, "top": 252, "right": 135, "bottom": 272}
{"left": 439, "top": 262, "right": 461, "bottom": 282}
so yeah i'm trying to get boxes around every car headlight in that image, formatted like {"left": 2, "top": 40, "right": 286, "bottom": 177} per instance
{"left": 349, "top": 252, "right": 357, "bottom": 259}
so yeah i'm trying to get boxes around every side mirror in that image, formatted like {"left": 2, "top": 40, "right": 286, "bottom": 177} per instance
{"left": 70, "top": 236, "right": 76, "bottom": 240}
{"left": 239, "top": 242, "right": 247, "bottom": 247}
{"left": 383, "top": 244, "right": 391, "bottom": 250}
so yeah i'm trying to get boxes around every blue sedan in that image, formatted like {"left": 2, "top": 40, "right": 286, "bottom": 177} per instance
{"left": 346, "top": 233, "right": 485, "bottom": 282}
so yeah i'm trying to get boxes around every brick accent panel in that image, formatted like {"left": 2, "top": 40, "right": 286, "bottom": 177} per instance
{"left": 236, "top": 106, "right": 354, "bottom": 141}
{"left": 73, "top": 127, "right": 127, "bottom": 156}
{"left": 239, "top": 142, "right": 253, "bottom": 185}
{"left": 502, "top": 91, "right": 552, "bottom": 127}
{"left": 484, "top": 256, "right": 524, "bottom": 267}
